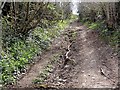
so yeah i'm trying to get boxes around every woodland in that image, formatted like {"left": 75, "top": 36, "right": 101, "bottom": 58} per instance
{"left": 0, "top": 1, "right": 119, "bottom": 89}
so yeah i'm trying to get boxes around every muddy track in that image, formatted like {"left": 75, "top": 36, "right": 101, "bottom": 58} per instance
{"left": 67, "top": 24, "right": 118, "bottom": 88}
{"left": 17, "top": 21, "right": 118, "bottom": 88}
{"left": 42, "top": 21, "right": 118, "bottom": 88}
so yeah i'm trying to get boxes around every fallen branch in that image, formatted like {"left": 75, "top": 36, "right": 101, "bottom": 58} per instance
{"left": 100, "top": 68, "right": 116, "bottom": 84}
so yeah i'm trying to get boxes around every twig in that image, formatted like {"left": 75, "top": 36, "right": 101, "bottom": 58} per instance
{"left": 100, "top": 68, "right": 116, "bottom": 83}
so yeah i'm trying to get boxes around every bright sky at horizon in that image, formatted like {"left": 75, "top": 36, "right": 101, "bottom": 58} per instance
{"left": 71, "top": 0, "right": 79, "bottom": 15}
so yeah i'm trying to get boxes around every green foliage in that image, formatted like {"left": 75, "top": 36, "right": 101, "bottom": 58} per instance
{"left": 84, "top": 21, "right": 91, "bottom": 26}
{"left": 78, "top": 2, "right": 120, "bottom": 51}
{"left": 80, "top": 18, "right": 90, "bottom": 24}
{"left": 100, "top": 28, "right": 120, "bottom": 49}
{"left": 2, "top": 17, "right": 15, "bottom": 50}
{"left": 1, "top": 19, "right": 70, "bottom": 85}
{"left": 1, "top": 2, "right": 74, "bottom": 86}
{"left": 88, "top": 22, "right": 101, "bottom": 30}
{"left": 32, "top": 53, "right": 60, "bottom": 85}
{"left": 81, "top": 19, "right": 119, "bottom": 50}
{"left": 0, "top": 39, "right": 40, "bottom": 85}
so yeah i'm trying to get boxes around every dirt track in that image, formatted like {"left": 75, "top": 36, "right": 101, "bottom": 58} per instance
{"left": 17, "top": 21, "right": 118, "bottom": 88}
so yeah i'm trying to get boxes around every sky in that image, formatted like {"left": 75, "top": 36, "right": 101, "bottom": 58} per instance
{"left": 71, "top": 0, "right": 79, "bottom": 15}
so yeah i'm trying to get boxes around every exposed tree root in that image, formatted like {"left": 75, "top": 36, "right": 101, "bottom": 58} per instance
{"left": 62, "top": 31, "right": 76, "bottom": 68}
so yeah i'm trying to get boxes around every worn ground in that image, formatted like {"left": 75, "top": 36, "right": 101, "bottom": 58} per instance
{"left": 17, "top": 21, "right": 118, "bottom": 88}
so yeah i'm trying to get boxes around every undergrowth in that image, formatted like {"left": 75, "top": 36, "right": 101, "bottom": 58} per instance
{"left": 80, "top": 19, "right": 119, "bottom": 51}
{"left": 32, "top": 53, "right": 61, "bottom": 88}
{"left": 0, "top": 18, "right": 72, "bottom": 86}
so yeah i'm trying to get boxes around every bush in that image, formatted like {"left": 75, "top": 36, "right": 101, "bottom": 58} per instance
{"left": 81, "top": 19, "right": 119, "bottom": 50}
{"left": 0, "top": 18, "right": 70, "bottom": 85}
